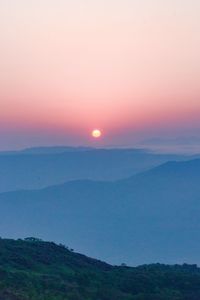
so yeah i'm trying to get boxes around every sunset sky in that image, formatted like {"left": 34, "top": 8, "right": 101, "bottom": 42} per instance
{"left": 0, "top": 0, "right": 200, "bottom": 150}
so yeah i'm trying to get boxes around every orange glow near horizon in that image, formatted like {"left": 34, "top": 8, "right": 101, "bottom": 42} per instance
{"left": 0, "top": 1, "right": 200, "bottom": 149}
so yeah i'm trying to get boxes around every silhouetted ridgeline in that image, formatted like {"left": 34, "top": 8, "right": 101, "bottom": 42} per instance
{"left": 1, "top": 158, "right": 200, "bottom": 265}
{"left": 0, "top": 146, "right": 186, "bottom": 193}
{"left": 0, "top": 238, "right": 200, "bottom": 300}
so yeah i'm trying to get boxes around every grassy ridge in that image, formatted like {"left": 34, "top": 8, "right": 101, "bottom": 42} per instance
{"left": 0, "top": 238, "right": 200, "bottom": 300}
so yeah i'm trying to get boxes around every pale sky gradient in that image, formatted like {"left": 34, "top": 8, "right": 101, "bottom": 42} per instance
{"left": 0, "top": 0, "right": 200, "bottom": 149}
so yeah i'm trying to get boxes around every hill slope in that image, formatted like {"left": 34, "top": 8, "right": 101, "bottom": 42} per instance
{"left": 0, "top": 159, "right": 200, "bottom": 265}
{"left": 0, "top": 238, "right": 200, "bottom": 300}
{"left": 0, "top": 147, "right": 185, "bottom": 193}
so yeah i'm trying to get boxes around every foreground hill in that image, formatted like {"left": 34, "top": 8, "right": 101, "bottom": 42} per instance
{"left": 0, "top": 147, "right": 185, "bottom": 193}
{"left": 0, "top": 238, "right": 200, "bottom": 300}
{"left": 1, "top": 159, "right": 200, "bottom": 265}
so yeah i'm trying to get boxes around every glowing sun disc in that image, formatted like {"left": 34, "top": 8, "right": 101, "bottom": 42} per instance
{"left": 92, "top": 129, "right": 102, "bottom": 138}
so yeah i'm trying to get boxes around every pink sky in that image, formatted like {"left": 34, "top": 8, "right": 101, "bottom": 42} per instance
{"left": 0, "top": 0, "right": 200, "bottom": 149}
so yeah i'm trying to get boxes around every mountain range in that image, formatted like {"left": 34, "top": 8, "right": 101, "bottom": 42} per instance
{"left": 0, "top": 152, "right": 200, "bottom": 265}
{"left": 0, "top": 147, "right": 188, "bottom": 193}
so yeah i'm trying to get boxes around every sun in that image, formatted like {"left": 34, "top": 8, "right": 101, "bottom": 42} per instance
{"left": 92, "top": 129, "right": 102, "bottom": 138}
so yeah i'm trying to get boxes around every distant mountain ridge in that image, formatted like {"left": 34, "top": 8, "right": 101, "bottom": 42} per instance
{"left": 0, "top": 146, "right": 187, "bottom": 193}
{"left": 0, "top": 146, "right": 94, "bottom": 155}
{"left": 1, "top": 158, "right": 200, "bottom": 265}
{"left": 0, "top": 146, "right": 148, "bottom": 155}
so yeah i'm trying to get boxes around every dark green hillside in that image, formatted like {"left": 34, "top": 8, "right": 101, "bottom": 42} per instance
{"left": 0, "top": 238, "right": 200, "bottom": 300}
